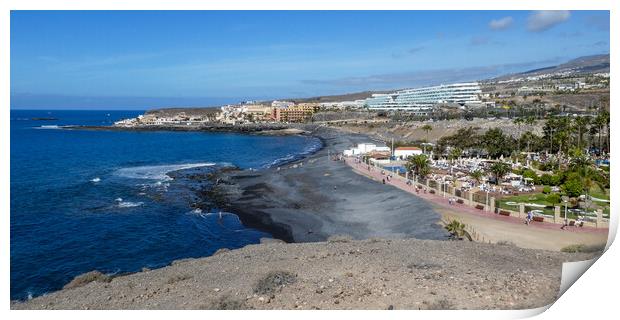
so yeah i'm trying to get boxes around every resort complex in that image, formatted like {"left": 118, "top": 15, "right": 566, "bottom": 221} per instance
{"left": 364, "top": 82, "right": 483, "bottom": 114}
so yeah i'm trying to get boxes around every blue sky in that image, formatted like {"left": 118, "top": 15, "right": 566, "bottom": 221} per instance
{"left": 11, "top": 10, "right": 609, "bottom": 109}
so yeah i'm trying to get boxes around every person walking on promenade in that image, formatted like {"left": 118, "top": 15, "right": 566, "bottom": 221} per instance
{"left": 525, "top": 211, "right": 533, "bottom": 225}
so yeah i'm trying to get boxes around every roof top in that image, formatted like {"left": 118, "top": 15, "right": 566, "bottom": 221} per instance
{"left": 395, "top": 147, "right": 422, "bottom": 150}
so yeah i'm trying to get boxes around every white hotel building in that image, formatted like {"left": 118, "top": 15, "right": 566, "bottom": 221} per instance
{"left": 364, "top": 82, "right": 483, "bottom": 114}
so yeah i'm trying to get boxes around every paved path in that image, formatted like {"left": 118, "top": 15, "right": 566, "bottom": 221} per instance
{"left": 346, "top": 159, "right": 606, "bottom": 234}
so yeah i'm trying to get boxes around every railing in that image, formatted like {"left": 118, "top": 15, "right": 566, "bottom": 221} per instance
{"left": 472, "top": 192, "right": 487, "bottom": 206}
{"left": 350, "top": 157, "right": 607, "bottom": 229}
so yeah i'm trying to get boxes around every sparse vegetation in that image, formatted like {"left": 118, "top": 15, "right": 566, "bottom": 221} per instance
{"left": 560, "top": 244, "right": 605, "bottom": 253}
{"left": 63, "top": 271, "right": 112, "bottom": 289}
{"left": 166, "top": 274, "right": 192, "bottom": 285}
{"left": 204, "top": 295, "right": 250, "bottom": 310}
{"left": 443, "top": 219, "right": 472, "bottom": 241}
{"left": 423, "top": 298, "right": 455, "bottom": 310}
{"left": 253, "top": 271, "right": 297, "bottom": 295}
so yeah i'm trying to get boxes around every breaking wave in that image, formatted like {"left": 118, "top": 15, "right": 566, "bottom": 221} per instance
{"left": 265, "top": 138, "right": 323, "bottom": 168}
{"left": 117, "top": 201, "right": 144, "bottom": 208}
{"left": 114, "top": 163, "right": 216, "bottom": 181}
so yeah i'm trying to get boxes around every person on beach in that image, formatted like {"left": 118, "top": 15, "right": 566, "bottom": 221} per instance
{"left": 525, "top": 211, "right": 533, "bottom": 225}
{"left": 382, "top": 178, "right": 385, "bottom": 184}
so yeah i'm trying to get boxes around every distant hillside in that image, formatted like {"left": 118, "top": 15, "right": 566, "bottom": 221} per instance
{"left": 146, "top": 54, "right": 609, "bottom": 112}
{"left": 267, "top": 90, "right": 391, "bottom": 104}
{"left": 281, "top": 54, "right": 610, "bottom": 103}
{"left": 495, "top": 54, "right": 609, "bottom": 80}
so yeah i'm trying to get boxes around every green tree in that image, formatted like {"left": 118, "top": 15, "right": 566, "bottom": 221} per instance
{"left": 572, "top": 116, "right": 591, "bottom": 150}
{"left": 469, "top": 170, "right": 484, "bottom": 186}
{"left": 569, "top": 154, "right": 606, "bottom": 201}
{"left": 482, "top": 128, "right": 514, "bottom": 158}
{"left": 519, "top": 131, "right": 544, "bottom": 153}
{"left": 437, "top": 127, "right": 480, "bottom": 151}
{"left": 448, "top": 147, "right": 462, "bottom": 163}
{"left": 421, "top": 124, "right": 433, "bottom": 153}
{"left": 405, "top": 154, "right": 430, "bottom": 178}
{"left": 592, "top": 111, "right": 610, "bottom": 154}
{"left": 513, "top": 118, "right": 524, "bottom": 151}
{"left": 524, "top": 116, "right": 537, "bottom": 126}
{"left": 546, "top": 193, "right": 561, "bottom": 204}
{"left": 562, "top": 176, "right": 584, "bottom": 198}
{"left": 489, "top": 162, "right": 511, "bottom": 185}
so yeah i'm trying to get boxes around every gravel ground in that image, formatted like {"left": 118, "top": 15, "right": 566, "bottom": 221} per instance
{"left": 12, "top": 238, "right": 594, "bottom": 310}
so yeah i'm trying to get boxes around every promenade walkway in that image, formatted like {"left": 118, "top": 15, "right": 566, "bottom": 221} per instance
{"left": 345, "top": 158, "right": 607, "bottom": 235}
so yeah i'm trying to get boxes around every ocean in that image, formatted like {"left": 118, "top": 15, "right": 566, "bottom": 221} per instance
{"left": 10, "top": 110, "right": 322, "bottom": 300}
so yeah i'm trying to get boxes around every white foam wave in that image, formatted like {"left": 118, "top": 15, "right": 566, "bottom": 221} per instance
{"left": 114, "top": 163, "right": 216, "bottom": 181}
{"left": 264, "top": 138, "right": 323, "bottom": 168}
{"left": 91, "top": 177, "right": 101, "bottom": 183}
{"left": 117, "top": 201, "right": 144, "bottom": 208}
{"left": 35, "top": 125, "right": 61, "bottom": 129}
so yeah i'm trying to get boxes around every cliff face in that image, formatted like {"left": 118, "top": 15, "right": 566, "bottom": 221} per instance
{"left": 12, "top": 238, "right": 595, "bottom": 310}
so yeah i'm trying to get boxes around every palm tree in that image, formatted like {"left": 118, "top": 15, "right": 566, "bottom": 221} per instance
{"left": 593, "top": 111, "right": 609, "bottom": 154}
{"left": 569, "top": 154, "right": 605, "bottom": 203}
{"left": 421, "top": 124, "right": 433, "bottom": 154}
{"left": 443, "top": 219, "right": 472, "bottom": 241}
{"left": 573, "top": 116, "right": 591, "bottom": 150}
{"left": 513, "top": 118, "right": 524, "bottom": 152}
{"left": 448, "top": 147, "right": 462, "bottom": 164}
{"left": 489, "top": 162, "right": 510, "bottom": 185}
{"left": 469, "top": 169, "right": 484, "bottom": 187}
{"left": 524, "top": 116, "right": 536, "bottom": 126}
{"left": 405, "top": 154, "right": 430, "bottom": 178}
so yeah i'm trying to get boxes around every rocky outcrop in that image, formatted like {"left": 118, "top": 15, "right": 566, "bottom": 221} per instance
{"left": 11, "top": 239, "right": 595, "bottom": 310}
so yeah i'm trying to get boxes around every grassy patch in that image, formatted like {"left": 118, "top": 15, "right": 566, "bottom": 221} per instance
{"left": 589, "top": 185, "right": 610, "bottom": 200}
{"left": 496, "top": 193, "right": 558, "bottom": 216}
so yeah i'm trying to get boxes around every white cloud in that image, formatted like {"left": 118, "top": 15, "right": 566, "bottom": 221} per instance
{"left": 489, "top": 16, "right": 514, "bottom": 30}
{"left": 527, "top": 11, "right": 571, "bottom": 32}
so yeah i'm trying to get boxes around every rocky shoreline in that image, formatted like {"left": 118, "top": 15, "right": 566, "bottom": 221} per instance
{"left": 66, "top": 123, "right": 303, "bottom": 135}
{"left": 12, "top": 238, "right": 595, "bottom": 310}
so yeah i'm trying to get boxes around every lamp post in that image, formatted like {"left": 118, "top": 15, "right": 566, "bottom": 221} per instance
{"left": 562, "top": 196, "right": 569, "bottom": 227}
{"left": 486, "top": 189, "right": 489, "bottom": 208}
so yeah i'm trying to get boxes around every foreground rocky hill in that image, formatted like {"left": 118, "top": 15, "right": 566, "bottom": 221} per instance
{"left": 12, "top": 238, "right": 595, "bottom": 310}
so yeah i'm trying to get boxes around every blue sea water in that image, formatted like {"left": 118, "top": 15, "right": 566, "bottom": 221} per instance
{"left": 10, "top": 110, "right": 322, "bottom": 300}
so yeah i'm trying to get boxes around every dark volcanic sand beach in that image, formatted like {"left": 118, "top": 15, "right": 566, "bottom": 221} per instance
{"left": 214, "top": 125, "right": 448, "bottom": 243}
